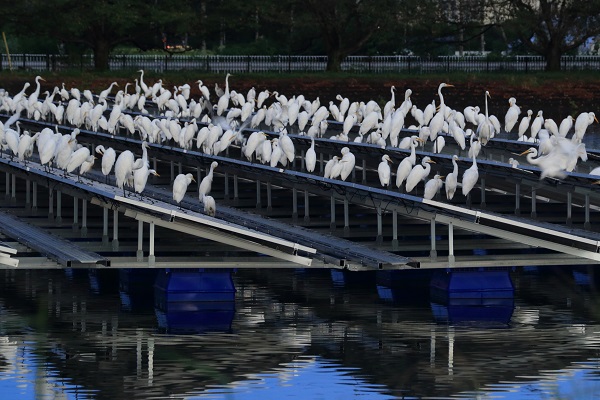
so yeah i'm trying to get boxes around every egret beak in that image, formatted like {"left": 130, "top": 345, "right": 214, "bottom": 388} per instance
{"left": 595, "top": 116, "right": 599, "bottom": 123}
{"left": 426, "top": 159, "right": 436, "bottom": 164}
{"left": 519, "top": 149, "right": 532, "bottom": 156}
{"left": 191, "top": 176, "right": 196, "bottom": 182}
{"left": 155, "top": 172, "right": 161, "bottom": 177}
{"left": 415, "top": 138, "right": 425, "bottom": 143}
{"left": 439, "top": 175, "right": 445, "bottom": 179}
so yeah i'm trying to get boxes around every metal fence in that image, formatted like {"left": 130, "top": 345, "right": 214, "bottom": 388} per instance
{"left": 2, "top": 53, "right": 600, "bottom": 73}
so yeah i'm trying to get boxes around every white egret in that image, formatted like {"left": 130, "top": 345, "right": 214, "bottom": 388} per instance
{"left": 114, "top": 150, "right": 139, "bottom": 195}
{"left": 95, "top": 145, "right": 116, "bottom": 182}
{"left": 445, "top": 155, "right": 459, "bottom": 200}
{"left": 558, "top": 115, "right": 574, "bottom": 137}
{"left": 544, "top": 118, "right": 559, "bottom": 137}
{"left": 420, "top": 100, "right": 434, "bottom": 126}
{"left": 324, "top": 156, "right": 340, "bottom": 179}
{"left": 463, "top": 105, "right": 478, "bottom": 126}
{"left": 383, "top": 86, "right": 396, "bottom": 118}
{"left": 377, "top": 155, "right": 393, "bottom": 187}
{"left": 202, "top": 194, "right": 216, "bottom": 216}
{"left": 358, "top": 111, "right": 380, "bottom": 136}
{"left": 424, "top": 174, "right": 444, "bottom": 200}
{"left": 305, "top": 137, "right": 317, "bottom": 173}
{"left": 66, "top": 146, "right": 92, "bottom": 178}
{"left": 98, "top": 82, "right": 118, "bottom": 103}
{"left": 433, "top": 136, "right": 445, "bottom": 154}
{"left": 339, "top": 147, "right": 355, "bottom": 181}
{"left": 468, "top": 134, "right": 481, "bottom": 159}
{"left": 216, "top": 73, "right": 232, "bottom": 116}
{"left": 279, "top": 130, "right": 295, "bottom": 163}
{"left": 196, "top": 80, "right": 211, "bottom": 102}
{"left": 476, "top": 91, "right": 493, "bottom": 145}
{"left": 17, "top": 131, "right": 39, "bottom": 164}
{"left": 504, "top": 97, "right": 520, "bottom": 133}
{"left": 199, "top": 161, "right": 218, "bottom": 198}
{"left": 410, "top": 105, "right": 424, "bottom": 127}
{"left": 530, "top": 110, "right": 544, "bottom": 139}
{"left": 573, "top": 112, "right": 598, "bottom": 143}
{"left": 395, "top": 136, "right": 421, "bottom": 189}
{"left": 519, "top": 147, "right": 566, "bottom": 179}
{"left": 461, "top": 152, "right": 479, "bottom": 197}
{"left": 173, "top": 173, "right": 195, "bottom": 206}
{"left": 448, "top": 111, "right": 466, "bottom": 150}
{"left": 399, "top": 88, "right": 413, "bottom": 116}
{"left": 405, "top": 156, "right": 435, "bottom": 193}
{"left": 270, "top": 139, "right": 284, "bottom": 168}
{"left": 518, "top": 109, "right": 533, "bottom": 139}
{"left": 244, "top": 131, "right": 267, "bottom": 161}
{"left": 134, "top": 167, "right": 159, "bottom": 195}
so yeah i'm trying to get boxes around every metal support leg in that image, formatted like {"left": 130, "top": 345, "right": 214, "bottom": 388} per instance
{"left": 4, "top": 172, "right": 8, "bottom": 199}
{"left": 224, "top": 172, "right": 229, "bottom": 200}
{"left": 11, "top": 174, "right": 16, "bottom": 202}
{"left": 81, "top": 199, "right": 88, "bottom": 237}
{"left": 344, "top": 199, "right": 350, "bottom": 236}
{"left": 32, "top": 182, "right": 37, "bottom": 212}
{"left": 585, "top": 194, "right": 591, "bottom": 230}
{"left": 48, "top": 188, "right": 54, "bottom": 220}
{"left": 178, "top": 162, "right": 182, "bottom": 175}
{"left": 430, "top": 218, "right": 437, "bottom": 259}
{"left": 330, "top": 196, "right": 336, "bottom": 230}
{"left": 362, "top": 159, "right": 367, "bottom": 184}
{"left": 566, "top": 191, "right": 572, "bottom": 226}
{"left": 300, "top": 150, "right": 305, "bottom": 170}
{"left": 292, "top": 187, "right": 298, "bottom": 222}
{"left": 392, "top": 210, "right": 398, "bottom": 248}
{"left": 319, "top": 153, "right": 324, "bottom": 174}
{"left": 267, "top": 182, "right": 272, "bottom": 212}
{"left": 170, "top": 161, "right": 175, "bottom": 182}
{"left": 515, "top": 183, "right": 520, "bottom": 215}
{"left": 56, "top": 191, "right": 62, "bottom": 223}
{"left": 303, "top": 191, "right": 310, "bottom": 223}
{"left": 112, "top": 209, "right": 119, "bottom": 251}
{"left": 448, "top": 222, "right": 455, "bottom": 266}
{"left": 376, "top": 206, "right": 383, "bottom": 244}
{"left": 137, "top": 219, "right": 144, "bottom": 261}
{"left": 25, "top": 179, "right": 30, "bottom": 209}
{"left": 480, "top": 178, "right": 486, "bottom": 208}
{"left": 531, "top": 188, "right": 537, "bottom": 218}
{"left": 233, "top": 175, "right": 239, "bottom": 203}
{"left": 256, "top": 180, "right": 262, "bottom": 209}
{"left": 102, "top": 207, "right": 109, "bottom": 245}
{"left": 72, "top": 197, "right": 79, "bottom": 231}
{"left": 148, "top": 221, "right": 155, "bottom": 266}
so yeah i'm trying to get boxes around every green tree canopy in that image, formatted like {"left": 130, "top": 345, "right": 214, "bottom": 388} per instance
{"left": 0, "top": 0, "right": 197, "bottom": 70}
{"left": 503, "top": 0, "right": 600, "bottom": 70}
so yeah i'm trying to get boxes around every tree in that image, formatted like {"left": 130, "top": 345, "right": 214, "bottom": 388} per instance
{"left": 0, "top": 0, "right": 196, "bottom": 71}
{"left": 504, "top": 0, "right": 600, "bottom": 70}
{"left": 303, "top": 0, "right": 401, "bottom": 71}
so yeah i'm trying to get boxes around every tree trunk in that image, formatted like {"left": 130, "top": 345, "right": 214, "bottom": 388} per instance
{"left": 326, "top": 49, "right": 344, "bottom": 72}
{"left": 93, "top": 39, "right": 111, "bottom": 71}
{"left": 545, "top": 43, "right": 562, "bottom": 71}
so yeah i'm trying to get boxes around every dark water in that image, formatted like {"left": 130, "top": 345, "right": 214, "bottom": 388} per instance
{"left": 0, "top": 266, "right": 600, "bottom": 399}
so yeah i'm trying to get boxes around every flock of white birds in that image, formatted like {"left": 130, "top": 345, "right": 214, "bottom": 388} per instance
{"left": 0, "top": 70, "right": 598, "bottom": 216}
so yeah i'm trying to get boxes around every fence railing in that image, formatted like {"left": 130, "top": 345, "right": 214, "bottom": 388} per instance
{"left": 2, "top": 54, "right": 600, "bottom": 73}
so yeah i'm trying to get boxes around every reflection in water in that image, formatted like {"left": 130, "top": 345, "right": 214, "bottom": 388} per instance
{"left": 0, "top": 266, "right": 599, "bottom": 398}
